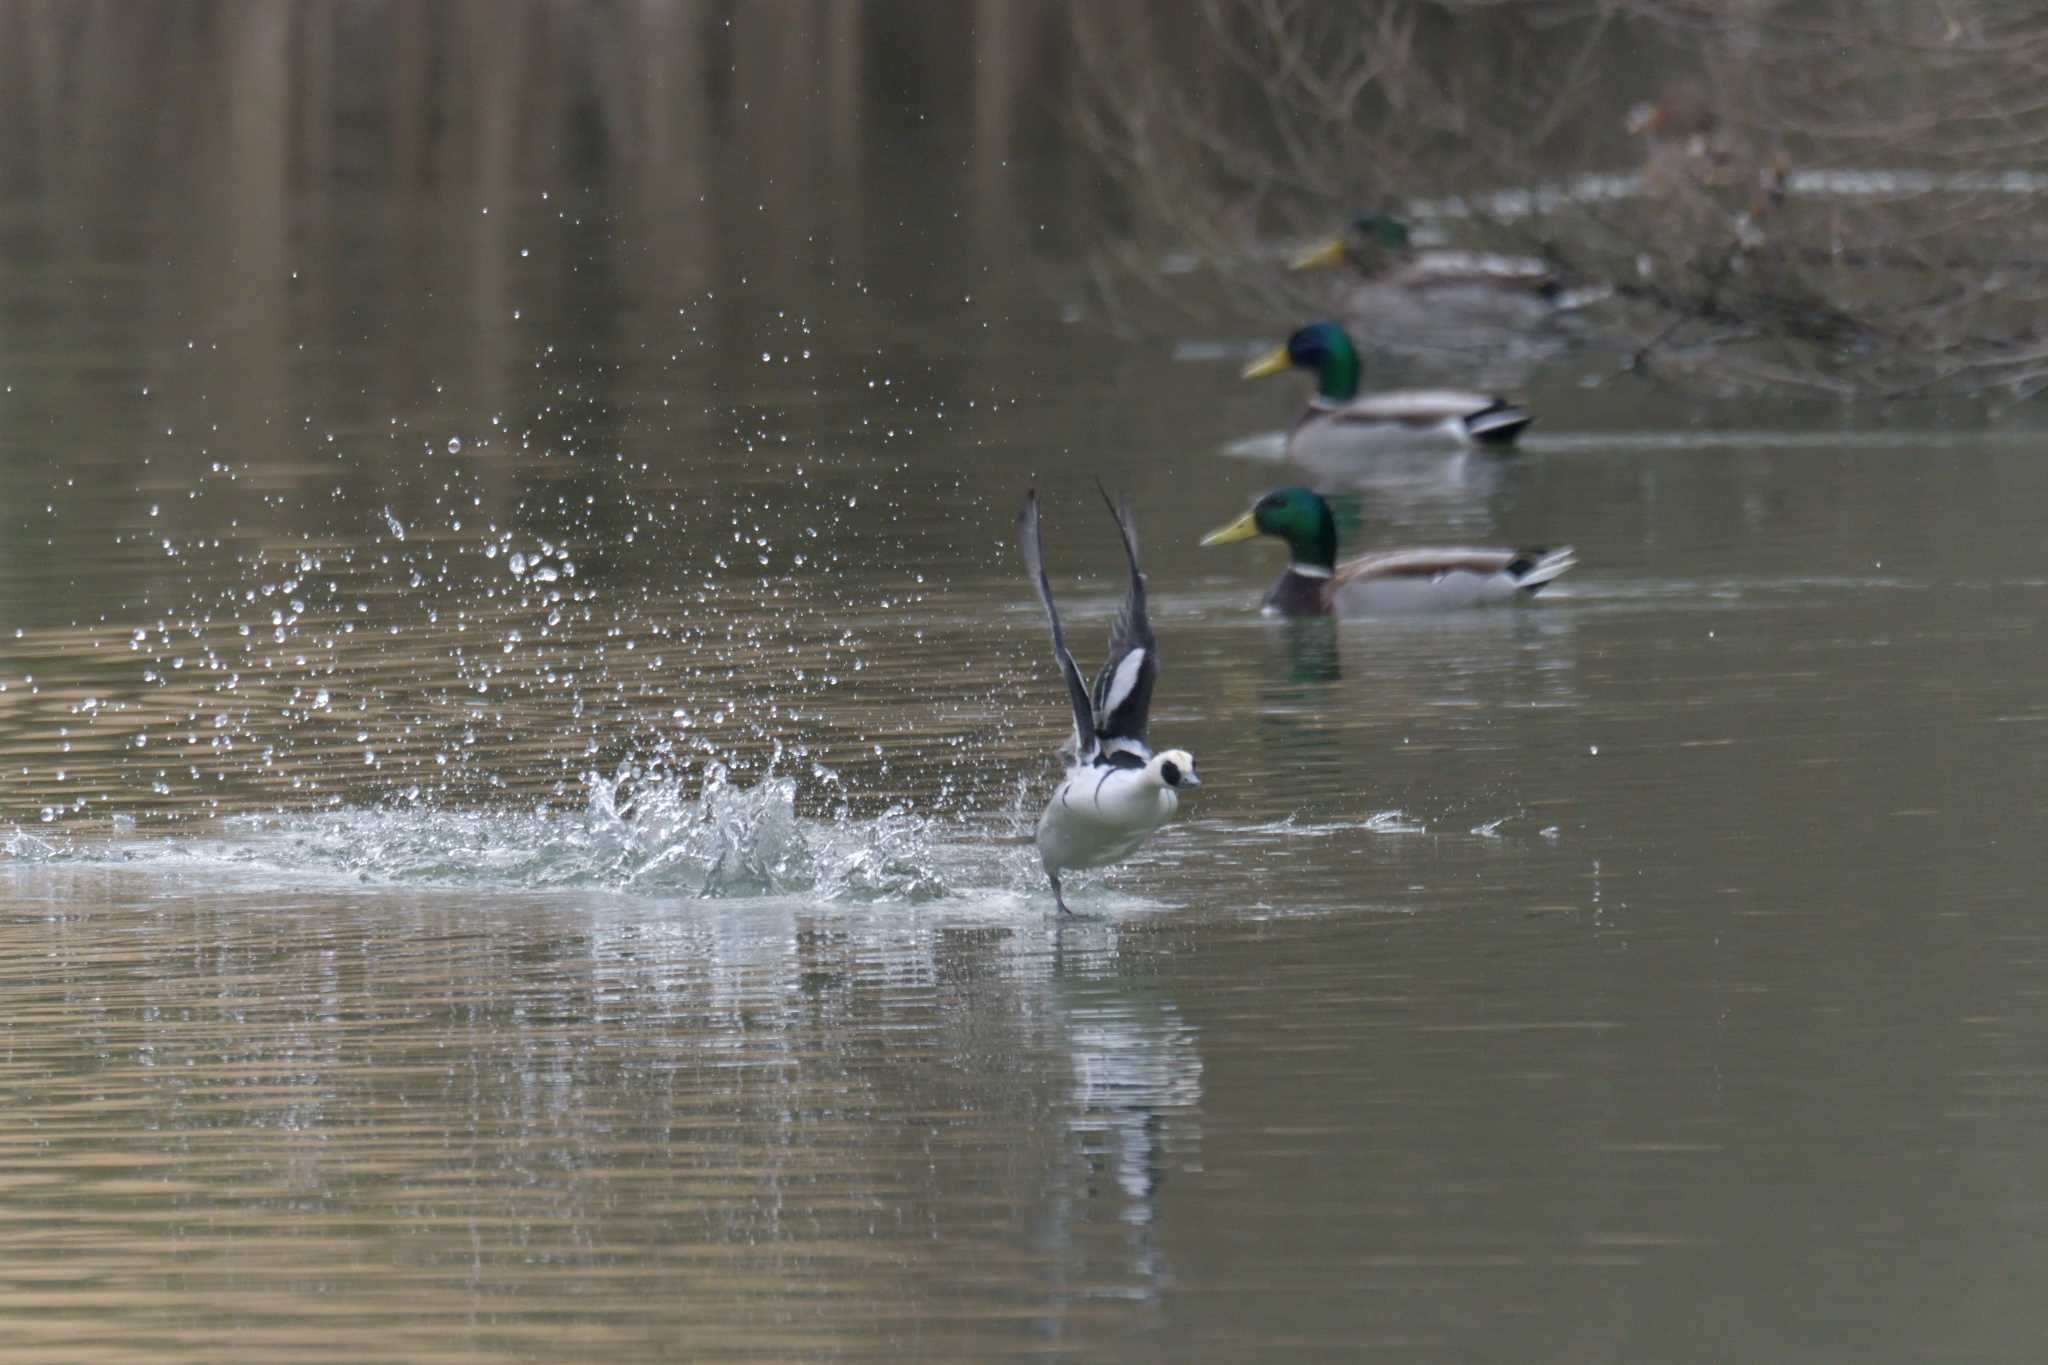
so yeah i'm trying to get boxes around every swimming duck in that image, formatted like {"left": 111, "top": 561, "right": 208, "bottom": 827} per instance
{"left": 1291, "top": 213, "right": 1562, "bottom": 303}
{"left": 1201, "top": 486, "right": 1575, "bottom": 614}
{"left": 1243, "top": 322, "right": 1532, "bottom": 461}
{"left": 1018, "top": 488, "right": 1199, "bottom": 915}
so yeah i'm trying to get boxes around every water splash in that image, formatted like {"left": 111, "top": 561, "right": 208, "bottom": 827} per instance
{"left": 581, "top": 761, "right": 948, "bottom": 899}
{"left": 280, "top": 765, "right": 950, "bottom": 899}
{"left": 1364, "top": 809, "right": 1427, "bottom": 834}
{"left": 1, "top": 827, "right": 64, "bottom": 862}
{"left": 3, "top": 766, "right": 958, "bottom": 902}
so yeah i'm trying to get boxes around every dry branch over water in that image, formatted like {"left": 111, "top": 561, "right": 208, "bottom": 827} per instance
{"left": 1073, "top": 0, "right": 2048, "bottom": 399}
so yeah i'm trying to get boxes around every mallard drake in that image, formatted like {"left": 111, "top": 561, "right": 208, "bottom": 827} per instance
{"left": 1244, "top": 322, "right": 1531, "bottom": 460}
{"left": 1018, "top": 488, "right": 1199, "bottom": 915}
{"left": 1291, "top": 213, "right": 1561, "bottom": 302}
{"left": 1201, "top": 486, "right": 1575, "bottom": 614}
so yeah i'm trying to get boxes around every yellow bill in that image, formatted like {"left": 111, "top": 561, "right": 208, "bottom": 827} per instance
{"left": 1288, "top": 238, "right": 1348, "bottom": 271}
{"left": 1200, "top": 511, "right": 1261, "bottom": 547}
{"left": 1241, "top": 346, "right": 1291, "bottom": 380}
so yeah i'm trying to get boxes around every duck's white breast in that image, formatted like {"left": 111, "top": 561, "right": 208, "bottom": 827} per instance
{"left": 1037, "top": 767, "right": 1178, "bottom": 872}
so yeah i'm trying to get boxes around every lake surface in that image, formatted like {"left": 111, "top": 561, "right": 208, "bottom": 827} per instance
{"left": 4, "top": 5, "right": 2048, "bottom": 1360}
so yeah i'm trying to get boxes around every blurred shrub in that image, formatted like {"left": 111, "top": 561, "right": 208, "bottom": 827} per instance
{"left": 1072, "top": 0, "right": 2048, "bottom": 398}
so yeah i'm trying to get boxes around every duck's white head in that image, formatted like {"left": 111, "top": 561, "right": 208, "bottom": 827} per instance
{"left": 1146, "top": 749, "right": 1199, "bottom": 790}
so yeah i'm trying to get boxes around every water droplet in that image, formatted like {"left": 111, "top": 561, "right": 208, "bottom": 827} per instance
{"left": 446, "top": 437, "right": 462, "bottom": 454}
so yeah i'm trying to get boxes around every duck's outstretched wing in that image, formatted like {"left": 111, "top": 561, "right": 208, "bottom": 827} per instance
{"left": 1018, "top": 490, "right": 1097, "bottom": 762}
{"left": 1090, "top": 484, "right": 1157, "bottom": 755}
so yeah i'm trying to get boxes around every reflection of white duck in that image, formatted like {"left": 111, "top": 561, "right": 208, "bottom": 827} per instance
{"left": 1069, "top": 998, "right": 1203, "bottom": 1214}
{"left": 1019, "top": 489, "right": 1199, "bottom": 915}
{"left": 1243, "top": 322, "right": 1531, "bottom": 465}
{"left": 1063, "top": 978, "right": 1203, "bottom": 1301}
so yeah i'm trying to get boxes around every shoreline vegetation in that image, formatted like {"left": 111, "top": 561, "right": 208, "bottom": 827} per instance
{"left": 3, "top": 2, "right": 2046, "bottom": 402}
{"left": 1072, "top": 0, "right": 2048, "bottom": 400}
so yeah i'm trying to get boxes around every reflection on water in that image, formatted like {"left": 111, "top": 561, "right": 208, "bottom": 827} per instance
{"left": 1060, "top": 974, "right": 1202, "bottom": 1300}
{"left": 0, "top": 866, "right": 1198, "bottom": 1357}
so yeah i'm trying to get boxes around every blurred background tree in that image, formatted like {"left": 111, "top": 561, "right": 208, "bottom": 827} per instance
{"left": 1072, "top": 0, "right": 2048, "bottom": 398}
{"left": 5, "top": 0, "right": 2047, "bottom": 399}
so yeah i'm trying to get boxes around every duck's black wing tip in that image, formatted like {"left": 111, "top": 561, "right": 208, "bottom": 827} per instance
{"left": 1089, "top": 485, "right": 1159, "bottom": 749}
{"left": 1467, "top": 402, "right": 1531, "bottom": 446}
{"left": 1017, "top": 489, "right": 1098, "bottom": 762}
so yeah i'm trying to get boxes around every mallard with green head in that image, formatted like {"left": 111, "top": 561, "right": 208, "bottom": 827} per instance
{"left": 1200, "top": 486, "right": 1575, "bottom": 614}
{"left": 1292, "top": 213, "right": 1562, "bottom": 302}
{"left": 1243, "top": 322, "right": 1532, "bottom": 461}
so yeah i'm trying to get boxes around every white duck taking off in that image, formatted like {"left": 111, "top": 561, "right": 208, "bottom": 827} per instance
{"left": 1018, "top": 488, "right": 1198, "bottom": 915}
{"left": 1200, "top": 486, "right": 1575, "bottom": 615}
{"left": 1243, "top": 322, "right": 1532, "bottom": 462}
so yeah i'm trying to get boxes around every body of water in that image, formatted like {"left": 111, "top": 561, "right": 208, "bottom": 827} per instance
{"left": 3, "top": 4, "right": 2046, "bottom": 1360}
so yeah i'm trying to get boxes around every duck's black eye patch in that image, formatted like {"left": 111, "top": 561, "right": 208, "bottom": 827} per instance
{"left": 1160, "top": 760, "right": 1182, "bottom": 787}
